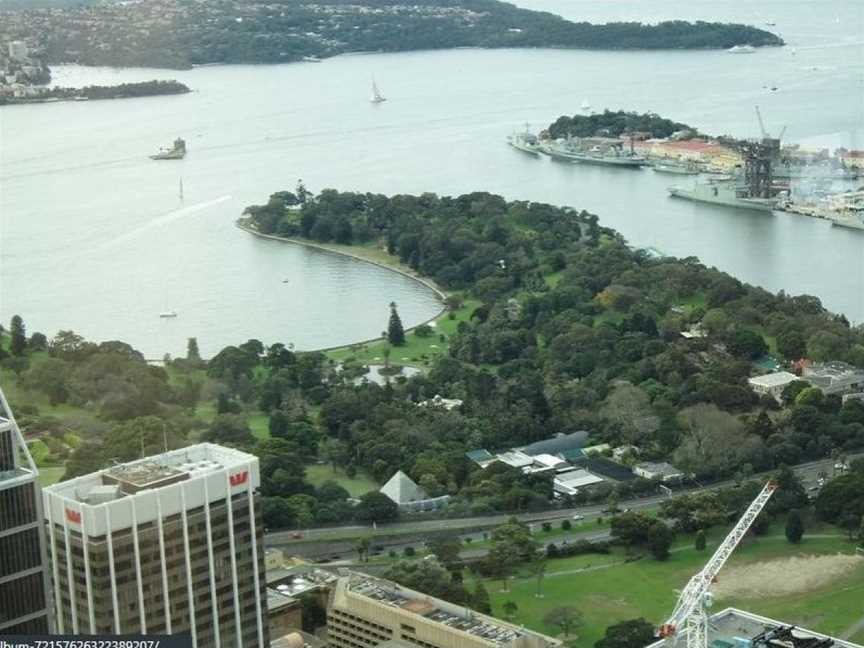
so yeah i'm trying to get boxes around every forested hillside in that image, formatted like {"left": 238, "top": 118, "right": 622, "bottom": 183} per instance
{"left": 5, "top": 187, "right": 863, "bottom": 531}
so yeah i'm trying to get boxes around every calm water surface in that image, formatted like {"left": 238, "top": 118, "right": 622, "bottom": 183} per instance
{"left": 1, "top": 0, "right": 863, "bottom": 357}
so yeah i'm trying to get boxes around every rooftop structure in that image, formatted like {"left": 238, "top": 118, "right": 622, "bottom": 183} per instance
{"left": 647, "top": 608, "right": 861, "bottom": 648}
{"left": 748, "top": 371, "right": 800, "bottom": 399}
{"left": 633, "top": 461, "right": 685, "bottom": 483}
{"left": 519, "top": 431, "right": 589, "bottom": 459}
{"left": 465, "top": 449, "right": 496, "bottom": 468}
{"left": 419, "top": 394, "right": 464, "bottom": 411}
{"left": 553, "top": 468, "right": 605, "bottom": 496}
{"left": 268, "top": 565, "right": 338, "bottom": 598}
{"left": 380, "top": 470, "right": 449, "bottom": 512}
{"left": 42, "top": 443, "right": 268, "bottom": 647}
{"left": 328, "top": 572, "right": 560, "bottom": 648}
{"left": 801, "top": 361, "right": 864, "bottom": 395}
{"left": 0, "top": 387, "right": 52, "bottom": 635}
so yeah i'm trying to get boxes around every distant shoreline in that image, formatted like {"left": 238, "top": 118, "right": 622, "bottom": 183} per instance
{"left": 235, "top": 220, "right": 449, "bottom": 354}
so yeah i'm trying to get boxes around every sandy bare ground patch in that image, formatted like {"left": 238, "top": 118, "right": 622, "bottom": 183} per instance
{"left": 713, "top": 553, "right": 864, "bottom": 599}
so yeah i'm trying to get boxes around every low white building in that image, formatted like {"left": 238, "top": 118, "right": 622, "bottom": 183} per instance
{"left": 633, "top": 461, "right": 684, "bottom": 483}
{"left": 419, "top": 394, "right": 463, "bottom": 411}
{"left": 747, "top": 371, "right": 800, "bottom": 400}
{"left": 553, "top": 469, "right": 605, "bottom": 496}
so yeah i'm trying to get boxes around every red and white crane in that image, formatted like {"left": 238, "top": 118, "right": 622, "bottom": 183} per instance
{"left": 658, "top": 480, "right": 778, "bottom": 648}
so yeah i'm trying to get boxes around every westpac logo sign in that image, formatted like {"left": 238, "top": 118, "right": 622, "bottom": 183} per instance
{"left": 229, "top": 471, "right": 248, "bottom": 487}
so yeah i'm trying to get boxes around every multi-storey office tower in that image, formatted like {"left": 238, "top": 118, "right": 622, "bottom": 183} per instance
{"left": 42, "top": 443, "right": 269, "bottom": 648}
{"left": 0, "top": 387, "right": 52, "bottom": 635}
{"left": 328, "top": 573, "right": 561, "bottom": 648}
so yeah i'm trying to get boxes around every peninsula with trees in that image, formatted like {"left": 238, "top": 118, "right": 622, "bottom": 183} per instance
{"left": 3, "top": 185, "right": 863, "bottom": 641}
{"left": 0, "top": 0, "right": 784, "bottom": 70}
{"left": 0, "top": 79, "right": 190, "bottom": 105}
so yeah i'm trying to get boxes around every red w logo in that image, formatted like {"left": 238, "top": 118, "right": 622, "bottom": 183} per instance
{"left": 229, "top": 471, "right": 248, "bottom": 487}
{"left": 66, "top": 508, "right": 81, "bottom": 524}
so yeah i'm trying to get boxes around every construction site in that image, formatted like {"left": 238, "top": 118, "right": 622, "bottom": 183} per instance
{"left": 648, "top": 608, "right": 861, "bottom": 648}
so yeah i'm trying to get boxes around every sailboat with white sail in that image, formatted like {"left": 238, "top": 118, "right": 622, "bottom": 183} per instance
{"left": 370, "top": 78, "right": 386, "bottom": 104}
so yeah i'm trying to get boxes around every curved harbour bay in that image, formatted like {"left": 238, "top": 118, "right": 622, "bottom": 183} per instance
{"left": 1, "top": 0, "right": 862, "bottom": 358}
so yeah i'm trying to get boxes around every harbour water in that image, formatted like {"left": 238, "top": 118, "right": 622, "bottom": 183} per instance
{"left": 1, "top": 0, "right": 863, "bottom": 357}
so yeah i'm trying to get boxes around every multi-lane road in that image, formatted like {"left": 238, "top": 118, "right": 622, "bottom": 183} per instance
{"left": 265, "top": 453, "right": 856, "bottom": 560}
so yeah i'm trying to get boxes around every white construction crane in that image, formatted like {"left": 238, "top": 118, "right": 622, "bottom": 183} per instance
{"left": 658, "top": 480, "right": 777, "bottom": 648}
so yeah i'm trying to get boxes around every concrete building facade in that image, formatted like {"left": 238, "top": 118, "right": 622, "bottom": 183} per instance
{"left": 0, "top": 388, "right": 52, "bottom": 635}
{"left": 42, "top": 443, "right": 268, "bottom": 648}
{"left": 327, "top": 573, "right": 560, "bottom": 648}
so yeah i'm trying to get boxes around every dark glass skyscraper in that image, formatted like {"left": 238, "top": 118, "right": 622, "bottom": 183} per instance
{"left": 0, "top": 387, "right": 51, "bottom": 635}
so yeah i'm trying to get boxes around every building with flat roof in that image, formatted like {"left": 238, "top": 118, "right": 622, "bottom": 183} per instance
{"left": 748, "top": 371, "right": 800, "bottom": 400}
{"left": 0, "top": 388, "right": 52, "bottom": 635}
{"left": 801, "top": 361, "right": 864, "bottom": 395}
{"left": 42, "top": 443, "right": 268, "bottom": 647}
{"left": 327, "top": 572, "right": 561, "bottom": 648}
{"left": 633, "top": 461, "right": 685, "bottom": 483}
{"left": 553, "top": 469, "right": 605, "bottom": 496}
{"left": 647, "top": 607, "right": 861, "bottom": 648}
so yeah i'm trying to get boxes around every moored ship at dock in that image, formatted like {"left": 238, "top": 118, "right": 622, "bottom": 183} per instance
{"left": 507, "top": 128, "right": 542, "bottom": 155}
{"left": 669, "top": 179, "right": 777, "bottom": 212}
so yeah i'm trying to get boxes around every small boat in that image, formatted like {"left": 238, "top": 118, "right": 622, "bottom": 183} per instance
{"left": 653, "top": 160, "right": 700, "bottom": 175}
{"left": 580, "top": 99, "right": 592, "bottom": 112}
{"left": 302, "top": 56, "right": 322, "bottom": 63}
{"left": 727, "top": 45, "right": 756, "bottom": 54}
{"left": 282, "top": 279, "right": 290, "bottom": 283}
{"left": 151, "top": 138, "right": 186, "bottom": 160}
{"left": 370, "top": 78, "right": 386, "bottom": 104}
{"left": 159, "top": 310, "right": 178, "bottom": 318}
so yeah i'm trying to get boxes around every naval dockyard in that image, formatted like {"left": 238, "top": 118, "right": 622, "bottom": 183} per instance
{"left": 507, "top": 108, "right": 864, "bottom": 232}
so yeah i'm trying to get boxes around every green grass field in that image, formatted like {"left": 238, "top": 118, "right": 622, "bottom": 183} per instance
{"left": 326, "top": 298, "right": 480, "bottom": 369}
{"left": 305, "top": 463, "right": 379, "bottom": 497}
{"left": 487, "top": 530, "right": 864, "bottom": 647}
{"left": 37, "top": 466, "right": 67, "bottom": 486}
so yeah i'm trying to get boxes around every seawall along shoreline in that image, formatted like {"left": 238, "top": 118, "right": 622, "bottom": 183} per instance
{"left": 235, "top": 220, "right": 449, "bottom": 355}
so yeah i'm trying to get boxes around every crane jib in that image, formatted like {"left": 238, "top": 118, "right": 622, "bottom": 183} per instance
{"left": 658, "top": 480, "right": 777, "bottom": 645}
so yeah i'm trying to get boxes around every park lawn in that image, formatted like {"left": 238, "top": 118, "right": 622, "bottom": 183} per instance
{"left": 677, "top": 293, "right": 707, "bottom": 313}
{"left": 37, "top": 466, "right": 67, "bottom": 486}
{"left": 249, "top": 413, "right": 270, "bottom": 441}
{"left": 487, "top": 531, "right": 861, "bottom": 647}
{"left": 326, "top": 298, "right": 480, "bottom": 369}
{"left": 305, "top": 463, "right": 378, "bottom": 497}
{"left": 544, "top": 271, "right": 564, "bottom": 289}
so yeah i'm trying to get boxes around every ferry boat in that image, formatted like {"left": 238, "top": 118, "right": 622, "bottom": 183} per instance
{"left": 159, "top": 310, "right": 178, "bottom": 318}
{"left": 668, "top": 179, "right": 776, "bottom": 212}
{"left": 727, "top": 45, "right": 756, "bottom": 54}
{"left": 151, "top": 138, "right": 186, "bottom": 160}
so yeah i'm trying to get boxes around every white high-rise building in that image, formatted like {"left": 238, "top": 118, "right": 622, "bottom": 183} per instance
{"left": 42, "top": 443, "right": 269, "bottom": 647}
